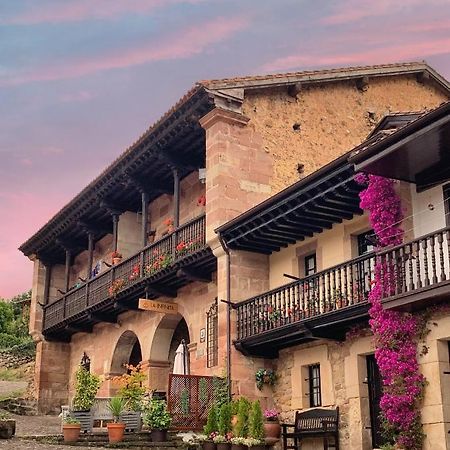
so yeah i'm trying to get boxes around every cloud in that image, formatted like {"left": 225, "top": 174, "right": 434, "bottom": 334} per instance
{"left": 59, "top": 90, "right": 95, "bottom": 103}
{"left": 19, "top": 158, "right": 33, "bottom": 166}
{"left": 0, "top": 15, "right": 249, "bottom": 86}
{"left": 261, "top": 38, "right": 450, "bottom": 72}
{"left": 321, "top": 0, "right": 447, "bottom": 25}
{"left": 2, "top": 0, "right": 209, "bottom": 25}
{"left": 40, "top": 146, "right": 65, "bottom": 155}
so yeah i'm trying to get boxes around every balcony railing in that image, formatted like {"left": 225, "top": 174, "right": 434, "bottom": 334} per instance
{"left": 236, "top": 227, "right": 450, "bottom": 341}
{"left": 43, "top": 214, "right": 206, "bottom": 332}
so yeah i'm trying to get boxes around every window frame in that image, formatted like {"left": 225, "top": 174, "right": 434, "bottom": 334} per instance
{"left": 444, "top": 184, "right": 450, "bottom": 227}
{"left": 304, "top": 253, "right": 317, "bottom": 277}
{"left": 206, "top": 299, "right": 218, "bottom": 368}
{"left": 308, "top": 363, "right": 322, "bottom": 407}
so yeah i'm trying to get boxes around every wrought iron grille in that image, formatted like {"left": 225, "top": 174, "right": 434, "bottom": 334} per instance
{"left": 168, "top": 374, "right": 223, "bottom": 430}
{"left": 206, "top": 299, "right": 218, "bottom": 368}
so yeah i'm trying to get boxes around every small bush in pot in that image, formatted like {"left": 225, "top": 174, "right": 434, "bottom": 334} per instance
{"left": 234, "top": 397, "right": 251, "bottom": 439}
{"left": 214, "top": 434, "right": 232, "bottom": 450}
{"left": 62, "top": 416, "right": 81, "bottom": 443}
{"left": 248, "top": 401, "right": 264, "bottom": 445}
{"left": 107, "top": 396, "right": 127, "bottom": 443}
{"left": 72, "top": 365, "right": 101, "bottom": 411}
{"left": 143, "top": 399, "right": 172, "bottom": 442}
{"left": 203, "top": 404, "right": 219, "bottom": 450}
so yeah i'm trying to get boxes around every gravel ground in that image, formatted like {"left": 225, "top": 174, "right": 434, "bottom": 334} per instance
{"left": 0, "top": 380, "right": 28, "bottom": 396}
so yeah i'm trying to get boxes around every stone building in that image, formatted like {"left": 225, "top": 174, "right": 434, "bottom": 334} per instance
{"left": 20, "top": 62, "right": 450, "bottom": 449}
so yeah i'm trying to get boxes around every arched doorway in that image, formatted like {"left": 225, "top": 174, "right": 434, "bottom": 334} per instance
{"left": 148, "top": 314, "right": 190, "bottom": 393}
{"left": 110, "top": 330, "right": 143, "bottom": 375}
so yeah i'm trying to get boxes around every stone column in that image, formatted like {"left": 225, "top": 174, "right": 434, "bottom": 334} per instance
{"left": 140, "top": 359, "right": 171, "bottom": 393}
{"left": 200, "top": 107, "right": 274, "bottom": 403}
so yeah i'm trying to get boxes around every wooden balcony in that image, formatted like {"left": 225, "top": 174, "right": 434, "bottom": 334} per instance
{"left": 43, "top": 215, "right": 215, "bottom": 341}
{"left": 234, "top": 227, "right": 450, "bottom": 358}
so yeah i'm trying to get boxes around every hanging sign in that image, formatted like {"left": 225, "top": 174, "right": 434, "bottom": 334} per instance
{"left": 138, "top": 298, "right": 178, "bottom": 314}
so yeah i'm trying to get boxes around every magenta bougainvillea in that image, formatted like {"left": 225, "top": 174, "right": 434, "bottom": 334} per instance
{"left": 356, "top": 173, "right": 426, "bottom": 449}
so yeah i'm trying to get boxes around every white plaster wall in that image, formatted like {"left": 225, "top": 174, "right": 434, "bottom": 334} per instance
{"left": 411, "top": 183, "right": 446, "bottom": 238}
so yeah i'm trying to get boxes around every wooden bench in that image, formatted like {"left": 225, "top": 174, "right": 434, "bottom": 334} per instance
{"left": 282, "top": 407, "right": 339, "bottom": 450}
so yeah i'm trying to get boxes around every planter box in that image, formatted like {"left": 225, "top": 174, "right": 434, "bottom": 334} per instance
{"left": 0, "top": 419, "right": 16, "bottom": 439}
{"left": 72, "top": 411, "right": 93, "bottom": 433}
{"left": 120, "top": 411, "right": 142, "bottom": 432}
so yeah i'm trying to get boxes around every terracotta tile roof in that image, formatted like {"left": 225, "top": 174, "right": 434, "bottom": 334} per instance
{"left": 199, "top": 61, "right": 450, "bottom": 91}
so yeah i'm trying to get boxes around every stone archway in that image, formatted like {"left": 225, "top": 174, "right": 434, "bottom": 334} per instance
{"left": 110, "top": 330, "right": 143, "bottom": 375}
{"left": 147, "top": 313, "right": 190, "bottom": 393}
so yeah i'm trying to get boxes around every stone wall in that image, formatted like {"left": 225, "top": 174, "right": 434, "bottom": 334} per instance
{"left": 243, "top": 75, "right": 448, "bottom": 194}
{"left": 0, "top": 350, "right": 34, "bottom": 369}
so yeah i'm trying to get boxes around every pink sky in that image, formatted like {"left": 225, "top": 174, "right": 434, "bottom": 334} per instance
{"left": 1, "top": 0, "right": 449, "bottom": 298}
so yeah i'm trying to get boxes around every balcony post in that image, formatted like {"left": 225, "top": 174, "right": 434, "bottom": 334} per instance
{"left": 43, "top": 264, "right": 52, "bottom": 306}
{"left": 87, "top": 231, "right": 94, "bottom": 280}
{"left": 112, "top": 214, "right": 119, "bottom": 252}
{"left": 173, "top": 168, "right": 180, "bottom": 228}
{"left": 64, "top": 250, "right": 71, "bottom": 292}
{"left": 141, "top": 192, "right": 149, "bottom": 247}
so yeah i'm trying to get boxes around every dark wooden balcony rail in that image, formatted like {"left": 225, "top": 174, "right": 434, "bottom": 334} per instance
{"left": 43, "top": 214, "right": 206, "bottom": 331}
{"left": 236, "top": 227, "right": 450, "bottom": 341}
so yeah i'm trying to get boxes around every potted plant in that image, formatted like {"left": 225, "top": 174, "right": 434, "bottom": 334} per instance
{"left": 243, "top": 438, "right": 264, "bottom": 450}
{"left": 230, "top": 436, "right": 247, "bottom": 450}
{"left": 217, "top": 402, "right": 232, "bottom": 450}
{"left": 62, "top": 416, "right": 81, "bottom": 443}
{"left": 247, "top": 401, "right": 265, "bottom": 450}
{"left": 71, "top": 365, "right": 101, "bottom": 432}
{"left": 203, "top": 404, "right": 219, "bottom": 450}
{"left": 142, "top": 399, "right": 172, "bottom": 442}
{"left": 107, "top": 396, "right": 127, "bottom": 443}
{"left": 234, "top": 397, "right": 250, "bottom": 440}
{"left": 0, "top": 411, "right": 15, "bottom": 439}
{"left": 111, "top": 364, "right": 146, "bottom": 431}
{"left": 263, "top": 409, "right": 280, "bottom": 440}
{"left": 255, "top": 369, "right": 276, "bottom": 390}
{"left": 111, "top": 251, "right": 123, "bottom": 265}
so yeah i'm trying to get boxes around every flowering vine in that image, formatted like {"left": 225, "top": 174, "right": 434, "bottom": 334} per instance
{"left": 356, "top": 173, "right": 426, "bottom": 449}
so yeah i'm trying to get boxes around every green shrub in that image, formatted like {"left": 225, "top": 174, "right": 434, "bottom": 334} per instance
{"left": 248, "top": 400, "right": 264, "bottom": 441}
{"left": 218, "top": 402, "right": 232, "bottom": 435}
{"left": 142, "top": 399, "right": 172, "bottom": 430}
{"left": 234, "top": 397, "right": 251, "bottom": 438}
{"left": 107, "top": 396, "right": 127, "bottom": 423}
{"left": 72, "top": 365, "right": 101, "bottom": 411}
{"left": 204, "top": 404, "right": 219, "bottom": 435}
{"left": 0, "top": 333, "right": 23, "bottom": 349}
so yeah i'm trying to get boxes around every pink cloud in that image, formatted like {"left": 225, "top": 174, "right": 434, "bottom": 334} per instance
{"left": 0, "top": 191, "right": 67, "bottom": 298}
{"left": 40, "top": 146, "right": 65, "bottom": 156}
{"left": 19, "top": 158, "right": 33, "bottom": 166}
{"left": 321, "top": 0, "right": 447, "bottom": 25}
{"left": 1, "top": 16, "right": 249, "bottom": 86}
{"left": 3, "top": 0, "right": 209, "bottom": 25}
{"left": 261, "top": 37, "right": 450, "bottom": 72}
{"left": 59, "top": 90, "right": 95, "bottom": 103}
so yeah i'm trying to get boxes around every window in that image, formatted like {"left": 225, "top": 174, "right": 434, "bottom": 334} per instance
{"left": 357, "top": 230, "right": 375, "bottom": 256}
{"left": 444, "top": 184, "right": 450, "bottom": 227}
{"left": 308, "top": 364, "right": 322, "bottom": 407}
{"left": 206, "top": 300, "right": 218, "bottom": 368}
{"left": 304, "top": 253, "right": 317, "bottom": 277}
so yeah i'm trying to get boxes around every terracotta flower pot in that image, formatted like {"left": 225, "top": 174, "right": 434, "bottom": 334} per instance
{"left": 62, "top": 424, "right": 81, "bottom": 443}
{"left": 107, "top": 422, "right": 126, "bottom": 443}
{"left": 203, "top": 442, "right": 217, "bottom": 450}
{"left": 231, "top": 444, "right": 246, "bottom": 450}
{"left": 264, "top": 421, "right": 281, "bottom": 439}
{"left": 151, "top": 429, "right": 168, "bottom": 442}
{"left": 217, "top": 443, "right": 231, "bottom": 450}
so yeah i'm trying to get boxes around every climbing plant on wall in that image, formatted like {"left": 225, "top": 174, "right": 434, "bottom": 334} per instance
{"left": 356, "top": 173, "right": 426, "bottom": 450}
